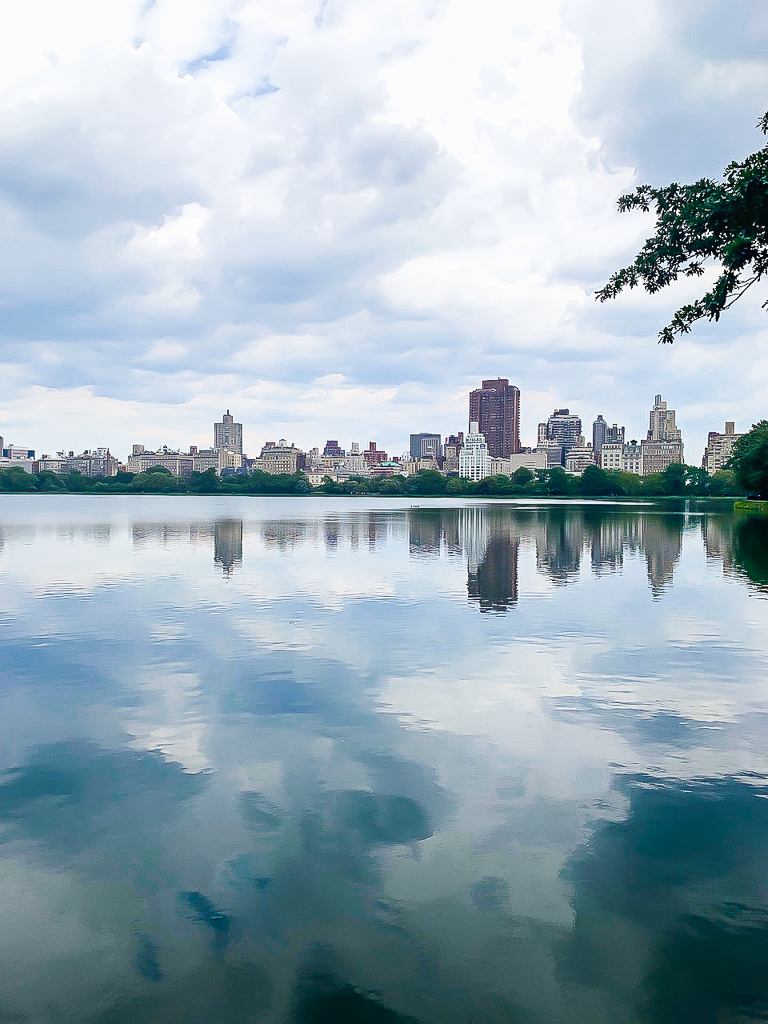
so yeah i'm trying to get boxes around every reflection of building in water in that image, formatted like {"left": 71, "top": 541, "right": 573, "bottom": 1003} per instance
{"left": 468, "top": 535, "right": 519, "bottom": 612}
{"left": 365, "top": 513, "right": 392, "bottom": 550}
{"left": 132, "top": 522, "right": 214, "bottom": 547}
{"left": 536, "top": 511, "right": 583, "bottom": 585}
{"left": 261, "top": 520, "right": 311, "bottom": 551}
{"left": 701, "top": 515, "right": 735, "bottom": 575}
{"left": 214, "top": 519, "right": 243, "bottom": 576}
{"left": 408, "top": 511, "right": 443, "bottom": 556}
{"left": 587, "top": 513, "right": 656, "bottom": 576}
{"left": 641, "top": 517, "right": 683, "bottom": 598}
{"left": 405, "top": 509, "right": 464, "bottom": 559}
{"left": 324, "top": 519, "right": 340, "bottom": 550}
{"left": 458, "top": 506, "right": 491, "bottom": 576}
{"left": 588, "top": 514, "right": 626, "bottom": 574}
{"left": 586, "top": 513, "right": 642, "bottom": 575}
{"left": 441, "top": 512, "right": 462, "bottom": 557}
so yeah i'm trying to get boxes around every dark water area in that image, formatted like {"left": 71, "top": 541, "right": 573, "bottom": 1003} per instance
{"left": 0, "top": 495, "right": 767, "bottom": 1024}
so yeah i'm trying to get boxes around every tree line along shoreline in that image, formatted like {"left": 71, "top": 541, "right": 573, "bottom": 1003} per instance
{"left": 0, "top": 461, "right": 754, "bottom": 500}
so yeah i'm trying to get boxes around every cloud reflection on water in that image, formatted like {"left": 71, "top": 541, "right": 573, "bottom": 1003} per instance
{"left": 0, "top": 498, "right": 766, "bottom": 1023}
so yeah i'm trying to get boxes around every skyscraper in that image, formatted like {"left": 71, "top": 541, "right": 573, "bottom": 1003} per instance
{"left": 214, "top": 410, "right": 243, "bottom": 454}
{"left": 545, "top": 409, "right": 582, "bottom": 460}
{"left": 642, "top": 394, "right": 684, "bottom": 474}
{"left": 592, "top": 415, "right": 607, "bottom": 455}
{"left": 647, "top": 395, "right": 681, "bottom": 442}
{"left": 468, "top": 379, "right": 520, "bottom": 457}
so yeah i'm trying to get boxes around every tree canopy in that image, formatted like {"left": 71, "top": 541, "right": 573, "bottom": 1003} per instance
{"left": 0, "top": 463, "right": 747, "bottom": 499}
{"left": 597, "top": 113, "right": 768, "bottom": 343}
{"left": 728, "top": 420, "right": 768, "bottom": 499}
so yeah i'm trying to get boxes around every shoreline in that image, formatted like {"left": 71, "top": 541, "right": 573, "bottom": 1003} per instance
{"left": 0, "top": 491, "right": 742, "bottom": 504}
{"left": 734, "top": 499, "right": 768, "bottom": 516}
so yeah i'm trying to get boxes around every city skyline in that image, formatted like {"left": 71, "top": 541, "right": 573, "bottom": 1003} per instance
{"left": 3, "top": 387, "right": 692, "bottom": 460}
{"left": 0, "top": 387, "right": 744, "bottom": 473}
{"left": 1, "top": 383, "right": 757, "bottom": 473}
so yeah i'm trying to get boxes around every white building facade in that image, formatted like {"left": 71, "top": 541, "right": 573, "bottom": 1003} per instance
{"left": 459, "top": 422, "right": 491, "bottom": 481}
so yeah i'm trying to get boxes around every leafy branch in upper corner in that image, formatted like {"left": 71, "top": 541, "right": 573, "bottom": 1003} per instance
{"left": 596, "top": 112, "right": 768, "bottom": 343}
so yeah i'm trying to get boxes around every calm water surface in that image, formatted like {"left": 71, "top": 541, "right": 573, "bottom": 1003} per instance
{"left": 1, "top": 496, "right": 768, "bottom": 1024}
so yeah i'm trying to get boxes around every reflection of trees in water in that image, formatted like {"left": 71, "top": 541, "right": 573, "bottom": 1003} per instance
{"left": 560, "top": 774, "right": 768, "bottom": 1023}
{"left": 698, "top": 513, "right": 768, "bottom": 595}
{"left": 731, "top": 515, "right": 768, "bottom": 593}
{"left": 214, "top": 520, "right": 243, "bottom": 577}
{"left": 293, "top": 969, "right": 420, "bottom": 1023}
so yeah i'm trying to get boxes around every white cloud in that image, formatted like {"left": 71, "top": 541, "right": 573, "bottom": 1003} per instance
{"left": 0, "top": 0, "right": 766, "bottom": 460}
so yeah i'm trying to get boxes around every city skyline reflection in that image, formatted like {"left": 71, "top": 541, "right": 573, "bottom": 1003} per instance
{"left": 0, "top": 501, "right": 761, "bottom": 603}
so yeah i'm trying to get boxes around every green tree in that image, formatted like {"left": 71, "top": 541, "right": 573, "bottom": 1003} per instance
{"left": 189, "top": 469, "right": 220, "bottom": 493}
{"left": 378, "top": 476, "right": 405, "bottom": 495}
{"left": 706, "top": 469, "right": 744, "bottom": 496}
{"left": 0, "top": 467, "right": 36, "bottom": 492}
{"left": 641, "top": 472, "right": 664, "bottom": 495}
{"left": 131, "top": 470, "right": 185, "bottom": 493}
{"left": 540, "top": 466, "right": 575, "bottom": 495}
{"left": 577, "top": 464, "right": 621, "bottom": 496}
{"left": 407, "top": 470, "right": 447, "bottom": 495}
{"left": 658, "top": 462, "right": 689, "bottom": 496}
{"left": 474, "top": 475, "right": 500, "bottom": 495}
{"left": 727, "top": 420, "right": 768, "bottom": 498}
{"left": 511, "top": 467, "right": 534, "bottom": 487}
{"left": 597, "top": 112, "right": 768, "bottom": 342}
{"left": 63, "top": 470, "right": 89, "bottom": 492}
{"left": 605, "top": 469, "right": 643, "bottom": 495}
{"left": 35, "top": 470, "right": 65, "bottom": 491}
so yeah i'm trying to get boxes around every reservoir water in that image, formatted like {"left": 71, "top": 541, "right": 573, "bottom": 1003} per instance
{"left": 1, "top": 495, "right": 767, "bottom": 1023}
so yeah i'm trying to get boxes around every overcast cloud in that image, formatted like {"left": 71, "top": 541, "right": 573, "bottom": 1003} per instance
{"left": 0, "top": 0, "right": 767, "bottom": 461}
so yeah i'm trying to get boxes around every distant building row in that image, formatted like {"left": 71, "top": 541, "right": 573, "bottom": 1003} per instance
{"left": 457, "top": 394, "right": 704, "bottom": 480}
{"left": 0, "top": 393, "right": 746, "bottom": 482}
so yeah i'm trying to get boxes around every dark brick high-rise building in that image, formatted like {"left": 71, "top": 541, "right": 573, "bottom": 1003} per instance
{"left": 468, "top": 379, "right": 520, "bottom": 457}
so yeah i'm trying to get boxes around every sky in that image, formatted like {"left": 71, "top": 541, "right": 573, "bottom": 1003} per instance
{"left": 1, "top": 0, "right": 768, "bottom": 463}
